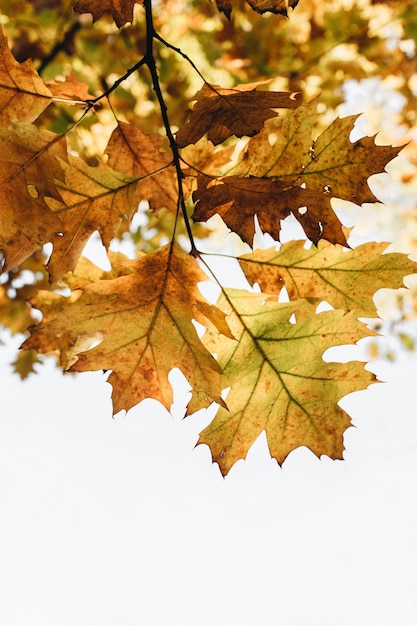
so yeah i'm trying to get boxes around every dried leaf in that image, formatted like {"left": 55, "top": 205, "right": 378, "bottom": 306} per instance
{"left": 193, "top": 174, "right": 347, "bottom": 246}
{"left": 73, "top": 0, "right": 144, "bottom": 28}
{"left": 46, "top": 72, "right": 95, "bottom": 103}
{"left": 176, "top": 83, "right": 301, "bottom": 147}
{"left": 195, "top": 101, "right": 401, "bottom": 246}
{"left": 215, "top": 0, "right": 299, "bottom": 18}
{"left": 245, "top": 0, "right": 300, "bottom": 15}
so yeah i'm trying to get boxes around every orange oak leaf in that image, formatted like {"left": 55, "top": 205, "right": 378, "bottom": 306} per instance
{"left": 0, "top": 123, "right": 66, "bottom": 270}
{"left": 46, "top": 155, "right": 139, "bottom": 283}
{"left": 73, "top": 0, "right": 144, "bottom": 28}
{"left": 175, "top": 83, "right": 301, "bottom": 147}
{"left": 0, "top": 26, "right": 52, "bottom": 124}
{"left": 192, "top": 174, "right": 346, "bottom": 246}
{"left": 106, "top": 121, "right": 179, "bottom": 214}
{"left": 46, "top": 72, "right": 95, "bottom": 103}
{"left": 26, "top": 243, "right": 228, "bottom": 414}
{"left": 198, "top": 289, "right": 376, "bottom": 475}
{"left": 239, "top": 240, "right": 417, "bottom": 317}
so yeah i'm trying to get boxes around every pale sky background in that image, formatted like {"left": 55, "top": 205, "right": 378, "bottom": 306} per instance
{"left": 1, "top": 76, "right": 417, "bottom": 625}
{"left": 1, "top": 328, "right": 417, "bottom": 626}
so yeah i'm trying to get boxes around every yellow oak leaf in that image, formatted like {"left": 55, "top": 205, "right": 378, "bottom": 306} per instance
{"left": 46, "top": 155, "right": 139, "bottom": 283}
{"left": 198, "top": 289, "right": 376, "bottom": 475}
{"left": 176, "top": 83, "right": 301, "bottom": 147}
{"left": 26, "top": 243, "right": 229, "bottom": 414}
{"left": 237, "top": 101, "right": 401, "bottom": 205}
{"left": 0, "top": 123, "right": 66, "bottom": 269}
{"left": 0, "top": 26, "right": 52, "bottom": 124}
{"left": 239, "top": 240, "right": 417, "bottom": 317}
{"left": 22, "top": 288, "right": 92, "bottom": 370}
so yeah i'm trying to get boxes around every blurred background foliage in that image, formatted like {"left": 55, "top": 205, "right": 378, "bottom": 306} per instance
{"left": 1, "top": 0, "right": 417, "bottom": 373}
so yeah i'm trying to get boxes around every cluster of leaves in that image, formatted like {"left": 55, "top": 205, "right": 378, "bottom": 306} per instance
{"left": 1, "top": 0, "right": 417, "bottom": 474}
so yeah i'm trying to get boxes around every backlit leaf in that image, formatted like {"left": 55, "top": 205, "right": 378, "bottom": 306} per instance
{"left": 239, "top": 240, "right": 417, "bottom": 317}
{"left": 46, "top": 155, "right": 139, "bottom": 283}
{"left": 198, "top": 289, "right": 376, "bottom": 475}
{"left": 237, "top": 102, "right": 401, "bottom": 205}
{"left": 26, "top": 243, "right": 229, "bottom": 414}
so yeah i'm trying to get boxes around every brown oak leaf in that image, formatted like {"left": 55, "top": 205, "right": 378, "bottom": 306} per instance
{"left": 176, "top": 82, "right": 301, "bottom": 147}
{"left": 215, "top": 0, "right": 299, "bottom": 18}
{"left": 237, "top": 102, "right": 401, "bottom": 205}
{"left": 46, "top": 72, "right": 95, "bottom": 103}
{"left": 245, "top": 0, "right": 299, "bottom": 15}
{"left": 192, "top": 174, "right": 346, "bottom": 246}
{"left": 73, "top": 0, "right": 144, "bottom": 28}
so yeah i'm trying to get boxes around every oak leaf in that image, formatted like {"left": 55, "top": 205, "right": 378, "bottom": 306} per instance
{"left": 239, "top": 240, "right": 417, "bottom": 317}
{"left": 106, "top": 122, "right": 179, "bottom": 214}
{"left": 196, "top": 102, "right": 401, "bottom": 246}
{"left": 23, "top": 289, "right": 96, "bottom": 370}
{"left": 26, "top": 243, "right": 229, "bottom": 414}
{"left": 0, "top": 123, "right": 66, "bottom": 269}
{"left": 46, "top": 73, "right": 96, "bottom": 103}
{"left": 237, "top": 102, "right": 401, "bottom": 205}
{"left": 198, "top": 289, "right": 376, "bottom": 475}
{"left": 46, "top": 155, "right": 139, "bottom": 283}
{"left": 175, "top": 83, "right": 301, "bottom": 147}
{"left": 192, "top": 174, "right": 346, "bottom": 246}
{"left": 245, "top": 0, "right": 300, "bottom": 15}
{"left": 215, "top": 0, "right": 299, "bottom": 18}
{"left": 0, "top": 26, "right": 52, "bottom": 124}
{"left": 73, "top": 0, "right": 144, "bottom": 28}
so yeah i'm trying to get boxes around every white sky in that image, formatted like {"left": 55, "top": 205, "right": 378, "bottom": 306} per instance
{"left": 1, "top": 325, "right": 417, "bottom": 626}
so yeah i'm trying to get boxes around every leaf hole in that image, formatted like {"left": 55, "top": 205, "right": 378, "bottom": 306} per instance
{"left": 27, "top": 184, "right": 39, "bottom": 199}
